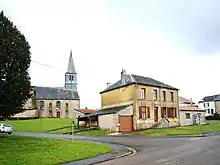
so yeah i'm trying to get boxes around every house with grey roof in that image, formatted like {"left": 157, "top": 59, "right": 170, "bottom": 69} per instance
{"left": 78, "top": 69, "right": 180, "bottom": 133}
{"left": 198, "top": 94, "right": 220, "bottom": 116}
{"left": 13, "top": 50, "right": 80, "bottom": 119}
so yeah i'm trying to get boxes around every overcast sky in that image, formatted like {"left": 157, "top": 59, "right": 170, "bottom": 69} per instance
{"left": 1, "top": 0, "right": 220, "bottom": 109}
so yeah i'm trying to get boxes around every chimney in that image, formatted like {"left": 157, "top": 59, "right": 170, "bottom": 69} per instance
{"left": 106, "top": 82, "right": 111, "bottom": 88}
{"left": 190, "top": 98, "right": 193, "bottom": 106}
{"left": 121, "top": 68, "right": 127, "bottom": 84}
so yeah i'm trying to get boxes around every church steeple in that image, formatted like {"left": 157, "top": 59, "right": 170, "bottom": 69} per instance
{"left": 67, "top": 50, "right": 76, "bottom": 73}
{"left": 64, "top": 50, "right": 77, "bottom": 90}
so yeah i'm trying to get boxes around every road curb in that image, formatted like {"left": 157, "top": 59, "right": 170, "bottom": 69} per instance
{"left": 61, "top": 144, "right": 137, "bottom": 165}
{"left": 92, "top": 146, "right": 137, "bottom": 165}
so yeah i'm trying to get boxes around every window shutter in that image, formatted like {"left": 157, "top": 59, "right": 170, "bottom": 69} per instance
{"left": 139, "top": 106, "right": 142, "bottom": 119}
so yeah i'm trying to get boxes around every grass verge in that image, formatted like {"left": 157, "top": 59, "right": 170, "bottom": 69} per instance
{"left": 3, "top": 118, "right": 72, "bottom": 132}
{"left": 75, "top": 129, "right": 110, "bottom": 136}
{"left": 132, "top": 120, "right": 220, "bottom": 136}
{"left": 49, "top": 129, "right": 110, "bottom": 136}
{"left": 0, "top": 135, "right": 113, "bottom": 165}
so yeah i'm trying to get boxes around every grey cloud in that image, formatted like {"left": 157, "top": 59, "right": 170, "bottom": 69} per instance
{"left": 110, "top": 0, "right": 220, "bottom": 54}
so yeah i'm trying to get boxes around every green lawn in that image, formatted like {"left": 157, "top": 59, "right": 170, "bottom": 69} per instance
{"left": 50, "top": 128, "right": 110, "bottom": 136}
{"left": 4, "top": 118, "right": 73, "bottom": 132}
{"left": 76, "top": 129, "right": 110, "bottom": 136}
{"left": 0, "top": 135, "right": 113, "bottom": 165}
{"left": 132, "top": 120, "right": 220, "bottom": 136}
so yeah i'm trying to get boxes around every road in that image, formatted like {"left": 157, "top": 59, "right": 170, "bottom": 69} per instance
{"left": 14, "top": 132, "right": 220, "bottom": 165}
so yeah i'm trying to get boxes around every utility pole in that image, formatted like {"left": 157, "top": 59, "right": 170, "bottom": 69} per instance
{"left": 72, "top": 120, "right": 74, "bottom": 142}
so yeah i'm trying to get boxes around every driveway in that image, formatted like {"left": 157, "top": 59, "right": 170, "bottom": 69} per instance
{"left": 14, "top": 132, "right": 220, "bottom": 165}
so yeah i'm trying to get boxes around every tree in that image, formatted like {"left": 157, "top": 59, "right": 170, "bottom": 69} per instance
{"left": 0, "top": 11, "right": 31, "bottom": 119}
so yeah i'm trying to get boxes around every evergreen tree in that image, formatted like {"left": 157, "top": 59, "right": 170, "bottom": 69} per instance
{"left": 0, "top": 11, "right": 31, "bottom": 119}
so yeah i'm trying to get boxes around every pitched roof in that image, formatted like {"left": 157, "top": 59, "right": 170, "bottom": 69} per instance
{"left": 180, "top": 106, "right": 205, "bottom": 111}
{"left": 179, "top": 96, "right": 195, "bottom": 104}
{"left": 75, "top": 109, "right": 96, "bottom": 114}
{"left": 199, "top": 94, "right": 220, "bottom": 103}
{"left": 100, "top": 74, "right": 178, "bottom": 94}
{"left": 67, "top": 50, "right": 76, "bottom": 73}
{"left": 79, "top": 104, "right": 132, "bottom": 118}
{"left": 35, "top": 86, "right": 79, "bottom": 100}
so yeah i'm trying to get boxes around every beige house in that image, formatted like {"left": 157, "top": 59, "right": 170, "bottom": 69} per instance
{"left": 13, "top": 50, "right": 80, "bottom": 119}
{"left": 79, "top": 69, "right": 180, "bottom": 132}
{"left": 179, "top": 96, "right": 206, "bottom": 125}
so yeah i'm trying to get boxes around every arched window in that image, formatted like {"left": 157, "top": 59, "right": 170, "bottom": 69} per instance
{"left": 56, "top": 101, "right": 61, "bottom": 109}
{"left": 39, "top": 101, "right": 44, "bottom": 110}
{"left": 65, "top": 103, "right": 69, "bottom": 111}
{"left": 65, "top": 103, "right": 69, "bottom": 117}
{"left": 69, "top": 75, "right": 73, "bottom": 81}
{"left": 49, "top": 103, "right": 52, "bottom": 110}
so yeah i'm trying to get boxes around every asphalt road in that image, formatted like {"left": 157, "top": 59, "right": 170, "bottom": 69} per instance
{"left": 14, "top": 132, "right": 220, "bottom": 165}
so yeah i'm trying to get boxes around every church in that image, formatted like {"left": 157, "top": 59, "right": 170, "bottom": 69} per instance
{"left": 12, "top": 51, "right": 81, "bottom": 118}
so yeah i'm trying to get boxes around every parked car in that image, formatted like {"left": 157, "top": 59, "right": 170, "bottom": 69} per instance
{"left": 0, "top": 123, "right": 13, "bottom": 134}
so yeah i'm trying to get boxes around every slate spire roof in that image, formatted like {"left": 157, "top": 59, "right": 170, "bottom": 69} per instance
{"left": 100, "top": 73, "right": 178, "bottom": 94}
{"left": 67, "top": 50, "right": 76, "bottom": 73}
{"left": 34, "top": 86, "right": 79, "bottom": 100}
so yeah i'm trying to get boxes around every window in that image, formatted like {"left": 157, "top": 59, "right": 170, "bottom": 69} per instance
{"left": 174, "top": 108, "right": 177, "bottom": 118}
{"left": 161, "top": 107, "right": 166, "bottom": 117}
{"left": 147, "top": 107, "right": 150, "bottom": 118}
{"left": 211, "top": 109, "right": 214, "bottom": 114}
{"left": 49, "top": 103, "right": 52, "bottom": 110}
{"left": 185, "top": 113, "right": 190, "bottom": 119}
{"left": 39, "top": 101, "right": 44, "bottom": 110}
{"left": 162, "top": 91, "right": 166, "bottom": 101}
{"left": 208, "top": 109, "right": 210, "bottom": 114}
{"left": 204, "top": 103, "right": 210, "bottom": 108}
{"left": 170, "top": 92, "right": 174, "bottom": 102}
{"left": 140, "top": 88, "right": 146, "bottom": 99}
{"left": 139, "top": 106, "right": 146, "bottom": 119}
{"left": 153, "top": 89, "right": 157, "bottom": 101}
{"left": 56, "top": 101, "right": 61, "bottom": 109}
{"left": 167, "top": 108, "right": 175, "bottom": 118}
{"left": 65, "top": 103, "right": 69, "bottom": 117}
{"left": 65, "top": 103, "right": 69, "bottom": 112}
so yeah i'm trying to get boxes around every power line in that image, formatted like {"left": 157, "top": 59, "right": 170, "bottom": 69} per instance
{"left": 31, "top": 60, "right": 65, "bottom": 71}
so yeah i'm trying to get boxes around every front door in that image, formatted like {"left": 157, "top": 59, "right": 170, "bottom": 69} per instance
{"left": 56, "top": 111, "right": 60, "bottom": 118}
{"left": 154, "top": 107, "right": 158, "bottom": 122}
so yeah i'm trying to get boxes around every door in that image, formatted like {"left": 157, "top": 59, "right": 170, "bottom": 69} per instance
{"left": 119, "top": 115, "right": 133, "bottom": 132}
{"left": 154, "top": 107, "right": 158, "bottom": 122}
{"left": 56, "top": 111, "right": 61, "bottom": 118}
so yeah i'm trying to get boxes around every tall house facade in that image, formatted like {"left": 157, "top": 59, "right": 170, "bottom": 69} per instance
{"left": 65, "top": 50, "right": 77, "bottom": 91}
{"left": 100, "top": 69, "right": 180, "bottom": 131}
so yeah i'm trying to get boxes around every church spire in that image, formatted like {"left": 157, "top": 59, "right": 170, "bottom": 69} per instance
{"left": 67, "top": 50, "right": 76, "bottom": 73}
{"left": 64, "top": 50, "right": 77, "bottom": 91}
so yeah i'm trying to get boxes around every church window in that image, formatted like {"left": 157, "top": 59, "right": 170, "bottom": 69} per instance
{"left": 49, "top": 103, "right": 52, "bottom": 110}
{"left": 65, "top": 103, "right": 69, "bottom": 117}
{"left": 65, "top": 103, "right": 69, "bottom": 112}
{"left": 56, "top": 101, "right": 61, "bottom": 109}
{"left": 39, "top": 101, "right": 44, "bottom": 110}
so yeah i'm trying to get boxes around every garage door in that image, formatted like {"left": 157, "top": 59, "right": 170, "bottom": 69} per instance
{"left": 119, "top": 115, "right": 133, "bottom": 132}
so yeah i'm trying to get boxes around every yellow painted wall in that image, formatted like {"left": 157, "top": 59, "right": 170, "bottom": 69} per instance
{"left": 135, "top": 84, "right": 178, "bottom": 103}
{"left": 100, "top": 83, "right": 179, "bottom": 130}
{"left": 101, "top": 84, "right": 135, "bottom": 108}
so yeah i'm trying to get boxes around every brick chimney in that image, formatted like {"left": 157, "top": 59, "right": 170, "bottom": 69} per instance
{"left": 106, "top": 82, "right": 111, "bottom": 88}
{"left": 121, "top": 68, "right": 127, "bottom": 85}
